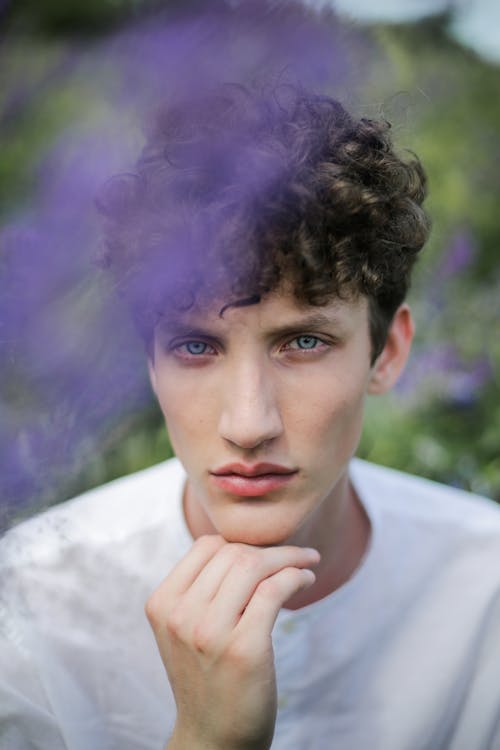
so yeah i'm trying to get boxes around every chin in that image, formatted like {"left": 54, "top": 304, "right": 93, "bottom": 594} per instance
{"left": 221, "top": 529, "right": 291, "bottom": 547}
{"left": 212, "top": 507, "right": 301, "bottom": 547}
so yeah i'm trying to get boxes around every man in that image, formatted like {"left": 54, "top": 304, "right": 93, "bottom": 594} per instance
{"left": 2, "top": 86, "right": 500, "bottom": 750}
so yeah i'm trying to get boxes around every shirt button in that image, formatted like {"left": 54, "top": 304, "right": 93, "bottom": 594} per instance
{"left": 277, "top": 693, "right": 289, "bottom": 710}
{"left": 280, "top": 619, "right": 297, "bottom": 634}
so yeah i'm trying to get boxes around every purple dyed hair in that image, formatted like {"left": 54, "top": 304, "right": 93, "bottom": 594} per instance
{"left": 97, "top": 83, "right": 431, "bottom": 362}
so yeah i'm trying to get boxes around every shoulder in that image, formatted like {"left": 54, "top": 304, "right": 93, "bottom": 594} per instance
{"left": 351, "top": 457, "right": 500, "bottom": 533}
{"left": 0, "top": 457, "right": 187, "bottom": 570}
{"left": 351, "top": 457, "right": 500, "bottom": 586}
{"left": 350, "top": 460, "right": 500, "bottom": 638}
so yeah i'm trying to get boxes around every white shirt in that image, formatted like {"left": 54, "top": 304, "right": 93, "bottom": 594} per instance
{"left": 2, "top": 457, "right": 500, "bottom": 749}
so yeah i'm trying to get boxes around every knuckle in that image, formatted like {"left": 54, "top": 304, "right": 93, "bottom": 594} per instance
{"left": 224, "top": 544, "right": 255, "bottom": 570}
{"left": 192, "top": 624, "right": 217, "bottom": 654}
{"left": 164, "top": 605, "right": 188, "bottom": 639}
{"left": 145, "top": 592, "right": 186, "bottom": 638}
{"left": 257, "top": 567, "right": 302, "bottom": 598}
{"left": 144, "top": 591, "right": 162, "bottom": 627}
{"left": 256, "top": 576, "right": 280, "bottom": 599}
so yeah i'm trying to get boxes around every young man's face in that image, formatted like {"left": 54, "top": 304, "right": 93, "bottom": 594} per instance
{"left": 149, "top": 290, "right": 410, "bottom": 549}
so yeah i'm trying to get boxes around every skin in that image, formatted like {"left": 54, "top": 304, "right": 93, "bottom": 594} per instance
{"left": 145, "top": 290, "right": 413, "bottom": 750}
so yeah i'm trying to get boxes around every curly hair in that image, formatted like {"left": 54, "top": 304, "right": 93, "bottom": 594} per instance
{"left": 97, "top": 84, "right": 430, "bottom": 362}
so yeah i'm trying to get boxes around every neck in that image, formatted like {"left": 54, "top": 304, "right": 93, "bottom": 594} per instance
{"left": 183, "top": 470, "right": 371, "bottom": 611}
{"left": 282, "top": 476, "right": 370, "bottom": 609}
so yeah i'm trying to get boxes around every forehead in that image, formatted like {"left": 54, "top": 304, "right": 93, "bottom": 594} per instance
{"left": 156, "top": 290, "right": 368, "bottom": 335}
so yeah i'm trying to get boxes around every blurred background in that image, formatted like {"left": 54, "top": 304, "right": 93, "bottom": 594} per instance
{"left": 1, "top": 0, "right": 499, "bottom": 531}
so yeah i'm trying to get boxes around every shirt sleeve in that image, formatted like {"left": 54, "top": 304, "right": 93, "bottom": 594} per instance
{"left": 0, "top": 621, "right": 68, "bottom": 750}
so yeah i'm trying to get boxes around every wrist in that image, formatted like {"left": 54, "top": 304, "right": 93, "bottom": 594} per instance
{"left": 166, "top": 724, "right": 216, "bottom": 750}
{"left": 166, "top": 724, "right": 271, "bottom": 750}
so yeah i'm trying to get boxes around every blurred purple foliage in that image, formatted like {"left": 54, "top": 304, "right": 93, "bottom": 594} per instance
{"left": 0, "top": 134, "right": 150, "bottom": 523}
{"left": 436, "top": 228, "right": 477, "bottom": 280}
{"left": 394, "top": 224, "right": 494, "bottom": 408}
{"left": 0, "top": 3, "right": 364, "bottom": 527}
{"left": 396, "top": 343, "right": 492, "bottom": 408}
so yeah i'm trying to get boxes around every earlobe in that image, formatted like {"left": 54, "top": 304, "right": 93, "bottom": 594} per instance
{"left": 368, "top": 304, "right": 414, "bottom": 395}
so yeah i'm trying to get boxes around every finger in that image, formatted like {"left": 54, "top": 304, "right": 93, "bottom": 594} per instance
{"left": 184, "top": 544, "right": 319, "bottom": 612}
{"left": 237, "top": 567, "right": 316, "bottom": 638}
{"left": 151, "top": 534, "right": 226, "bottom": 601}
{"left": 196, "top": 545, "right": 319, "bottom": 631}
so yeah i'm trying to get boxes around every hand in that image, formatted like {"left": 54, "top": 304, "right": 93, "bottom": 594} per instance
{"left": 145, "top": 535, "right": 320, "bottom": 750}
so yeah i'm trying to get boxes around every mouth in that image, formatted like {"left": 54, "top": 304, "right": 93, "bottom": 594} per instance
{"left": 210, "top": 463, "right": 298, "bottom": 497}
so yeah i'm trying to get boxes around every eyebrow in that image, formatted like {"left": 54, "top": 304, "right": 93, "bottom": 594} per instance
{"left": 156, "top": 311, "right": 346, "bottom": 339}
{"left": 265, "top": 312, "right": 345, "bottom": 337}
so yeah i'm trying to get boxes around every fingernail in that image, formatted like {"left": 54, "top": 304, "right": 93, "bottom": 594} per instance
{"left": 302, "top": 569, "right": 316, "bottom": 586}
{"left": 304, "top": 547, "right": 321, "bottom": 560}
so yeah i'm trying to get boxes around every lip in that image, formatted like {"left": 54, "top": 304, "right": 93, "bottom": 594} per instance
{"left": 210, "top": 463, "right": 298, "bottom": 497}
{"left": 212, "top": 462, "right": 296, "bottom": 477}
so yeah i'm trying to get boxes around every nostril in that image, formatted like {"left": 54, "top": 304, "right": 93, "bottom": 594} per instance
{"left": 218, "top": 405, "right": 283, "bottom": 450}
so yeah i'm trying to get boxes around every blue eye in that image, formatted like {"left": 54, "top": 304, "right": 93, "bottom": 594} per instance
{"left": 170, "top": 338, "right": 217, "bottom": 361}
{"left": 295, "top": 335, "right": 319, "bottom": 350}
{"left": 184, "top": 341, "right": 209, "bottom": 355}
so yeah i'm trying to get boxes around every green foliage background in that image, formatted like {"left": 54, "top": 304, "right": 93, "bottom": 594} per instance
{"left": 1, "top": 1, "right": 499, "bottom": 516}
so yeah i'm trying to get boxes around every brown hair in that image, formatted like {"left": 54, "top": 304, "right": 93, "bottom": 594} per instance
{"left": 98, "top": 84, "right": 430, "bottom": 362}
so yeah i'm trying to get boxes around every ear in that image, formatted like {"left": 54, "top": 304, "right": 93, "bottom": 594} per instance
{"left": 368, "top": 304, "right": 414, "bottom": 395}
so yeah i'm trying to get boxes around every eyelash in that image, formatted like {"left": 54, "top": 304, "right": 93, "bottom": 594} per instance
{"left": 170, "top": 335, "right": 329, "bottom": 360}
{"left": 176, "top": 341, "right": 217, "bottom": 357}
{"left": 283, "top": 335, "right": 325, "bottom": 352}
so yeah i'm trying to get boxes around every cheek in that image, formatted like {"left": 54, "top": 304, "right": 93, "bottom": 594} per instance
{"left": 154, "top": 373, "right": 217, "bottom": 448}
{"left": 284, "top": 372, "right": 367, "bottom": 452}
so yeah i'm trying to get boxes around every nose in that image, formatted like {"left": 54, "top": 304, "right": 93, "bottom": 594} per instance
{"left": 218, "top": 358, "right": 283, "bottom": 451}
